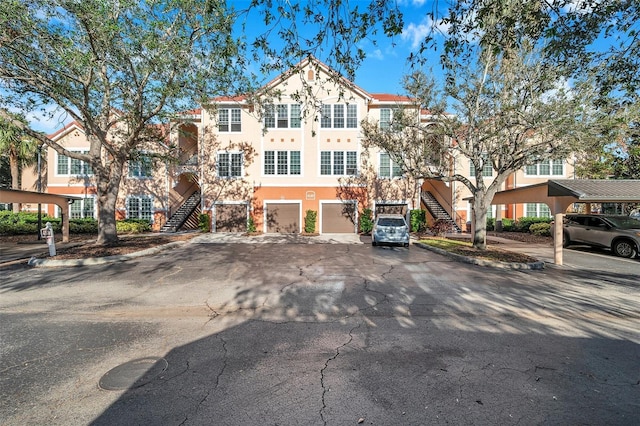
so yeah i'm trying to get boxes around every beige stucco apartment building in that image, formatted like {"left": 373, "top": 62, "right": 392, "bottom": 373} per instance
{"left": 19, "top": 57, "right": 575, "bottom": 233}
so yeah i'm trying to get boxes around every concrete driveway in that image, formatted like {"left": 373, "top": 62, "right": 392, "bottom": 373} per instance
{"left": 1, "top": 240, "right": 638, "bottom": 425}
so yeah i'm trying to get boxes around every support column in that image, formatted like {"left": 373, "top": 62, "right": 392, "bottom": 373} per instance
{"left": 495, "top": 205, "right": 503, "bottom": 232}
{"left": 554, "top": 212, "right": 563, "bottom": 266}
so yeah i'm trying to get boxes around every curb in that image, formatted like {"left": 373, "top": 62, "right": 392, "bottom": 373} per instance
{"left": 27, "top": 241, "right": 186, "bottom": 268}
{"left": 414, "top": 242, "right": 545, "bottom": 270}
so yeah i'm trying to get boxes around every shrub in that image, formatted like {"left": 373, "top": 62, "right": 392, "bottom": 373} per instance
{"left": 198, "top": 213, "right": 211, "bottom": 232}
{"left": 410, "top": 209, "right": 426, "bottom": 232}
{"left": 69, "top": 218, "right": 98, "bottom": 234}
{"left": 247, "top": 216, "right": 257, "bottom": 233}
{"left": 486, "top": 217, "right": 495, "bottom": 231}
{"left": 514, "top": 216, "right": 552, "bottom": 233}
{"left": 116, "top": 219, "right": 151, "bottom": 234}
{"left": 359, "top": 208, "right": 373, "bottom": 234}
{"left": 501, "top": 218, "right": 514, "bottom": 231}
{"left": 529, "top": 222, "right": 551, "bottom": 236}
{"left": 430, "top": 219, "right": 453, "bottom": 236}
{"left": 304, "top": 210, "right": 317, "bottom": 233}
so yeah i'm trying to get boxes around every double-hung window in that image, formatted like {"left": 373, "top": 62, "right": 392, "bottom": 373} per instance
{"left": 219, "top": 108, "right": 241, "bottom": 132}
{"left": 264, "top": 104, "right": 302, "bottom": 129}
{"left": 525, "top": 203, "right": 551, "bottom": 218}
{"left": 264, "top": 150, "right": 301, "bottom": 175}
{"left": 321, "top": 104, "right": 358, "bottom": 129}
{"left": 56, "top": 150, "right": 93, "bottom": 176}
{"left": 129, "top": 155, "right": 153, "bottom": 178}
{"left": 470, "top": 157, "right": 492, "bottom": 177}
{"left": 380, "top": 108, "right": 392, "bottom": 130}
{"left": 70, "top": 197, "right": 95, "bottom": 219}
{"left": 217, "top": 152, "right": 243, "bottom": 178}
{"left": 379, "top": 152, "right": 402, "bottom": 178}
{"left": 127, "top": 196, "right": 153, "bottom": 222}
{"left": 320, "top": 151, "right": 358, "bottom": 175}
{"left": 525, "top": 159, "right": 564, "bottom": 176}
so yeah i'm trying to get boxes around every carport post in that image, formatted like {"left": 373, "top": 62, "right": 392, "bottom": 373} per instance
{"left": 554, "top": 212, "right": 564, "bottom": 265}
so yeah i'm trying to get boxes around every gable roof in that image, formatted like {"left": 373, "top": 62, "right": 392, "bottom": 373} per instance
{"left": 265, "top": 56, "right": 369, "bottom": 94}
{"left": 47, "top": 121, "right": 84, "bottom": 140}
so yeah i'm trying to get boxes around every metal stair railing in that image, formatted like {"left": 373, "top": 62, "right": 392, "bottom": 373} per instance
{"left": 160, "top": 192, "right": 201, "bottom": 233}
{"left": 421, "top": 191, "right": 462, "bottom": 232}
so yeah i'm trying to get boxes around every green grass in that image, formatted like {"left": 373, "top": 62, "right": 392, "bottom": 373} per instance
{"left": 418, "top": 237, "right": 538, "bottom": 263}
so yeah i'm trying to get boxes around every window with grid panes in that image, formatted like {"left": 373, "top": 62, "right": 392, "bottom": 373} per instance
{"left": 277, "top": 104, "right": 288, "bottom": 128}
{"left": 218, "top": 108, "right": 241, "bottom": 132}
{"left": 127, "top": 196, "right": 153, "bottom": 221}
{"left": 525, "top": 159, "right": 564, "bottom": 176}
{"left": 217, "top": 152, "right": 243, "bottom": 177}
{"left": 346, "top": 104, "right": 357, "bottom": 128}
{"left": 320, "top": 151, "right": 332, "bottom": 175}
{"left": 290, "top": 151, "right": 300, "bottom": 174}
{"left": 470, "top": 158, "right": 492, "bottom": 177}
{"left": 264, "top": 150, "right": 301, "bottom": 175}
{"left": 379, "top": 153, "right": 402, "bottom": 177}
{"left": 346, "top": 151, "right": 357, "bottom": 174}
{"left": 265, "top": 104, "right": 302, "bottom": 129}
{"left": 525, "top": 203, "right": 551, "bottom": 218}
{"left": 333, "top": 105, "right": 344, "bottom": 128}
{"left": 320, "top": 151, "right": 358, "bottom": 175}
{"left": 333, "top": 151, "right": 344, "bottom": 174}
{"left": 290, "top": 104, "right": 301, "bottom": 128}
{"left": 56, "top": 151, "right": 93, "bottom": 175}
{"left": 321, "top": 105, "right": 332, "bottom": 128}
{"left": 380, "top": 108, "right": 392, "bottom": 130}
{"left": 264, "top": 151, "right": 275, "bottom": 174}
{"left": 70, "top": 197, "right": 95, "bottom": 219}
{"left": 277, "top": 151, "right": 288, "bottom": 174}
{"left": 264, "top": 105, "right": 275, "bottom": 128}
{"left": 129, "top": 155, "right": 152, "bottom": 178}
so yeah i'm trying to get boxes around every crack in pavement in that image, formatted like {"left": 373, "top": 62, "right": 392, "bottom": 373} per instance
{"left": 319, "top": 322, "right": 362, "bottom": 425}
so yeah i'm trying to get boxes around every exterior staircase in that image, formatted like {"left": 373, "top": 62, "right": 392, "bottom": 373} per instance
{"left": 160, "top": 192, "right": 201, "bottom": 233}
{"left": 421, "top": 191, "right": 462, "bottom": 233}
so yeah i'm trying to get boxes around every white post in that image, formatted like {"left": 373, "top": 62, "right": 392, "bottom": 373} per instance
{"left": 43, "top": 222, "right": 56, "bottom": 257}
{"left": 554, "top": 213, "right": 563, "bottom": 265}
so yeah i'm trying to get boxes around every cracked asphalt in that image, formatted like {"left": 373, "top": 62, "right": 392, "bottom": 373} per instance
{"left": 1, "top": 240, "right": 638, "bottom": 425}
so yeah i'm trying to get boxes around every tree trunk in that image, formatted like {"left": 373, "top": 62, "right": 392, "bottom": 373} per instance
{"left": 471, "top": 194, "right": 489, "bottom": 250}
{"left": 95, "top": 163, "right": 124, "bottom": 245}
{"left": 10, "top": 152, "right": 20, "bottom": 213}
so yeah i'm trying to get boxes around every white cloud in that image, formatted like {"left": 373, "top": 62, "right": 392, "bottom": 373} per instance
{"left": 24, "top": 105, "right": 72, "bottom": 135}
{"left": 401, "top": 16, "right": 450, "bottom": 50}
{"left": 369, "top": 49, "right": 384, "bottom": 60}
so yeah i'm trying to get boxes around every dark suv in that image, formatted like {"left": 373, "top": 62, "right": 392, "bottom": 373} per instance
{"left": 562, "top": 214, "right": 640, "bottom": 258}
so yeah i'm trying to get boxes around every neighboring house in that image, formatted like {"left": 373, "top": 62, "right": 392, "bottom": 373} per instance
{"left": 19, "top": 57, "right": 576, "bottom": 233}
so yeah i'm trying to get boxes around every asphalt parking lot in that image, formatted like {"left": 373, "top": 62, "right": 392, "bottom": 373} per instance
{"left": 1, "top": 238, "right": 638, "bottom": 425}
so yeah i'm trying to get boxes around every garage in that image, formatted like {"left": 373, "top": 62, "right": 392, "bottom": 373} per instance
{"left": 375, "top": 203, "right": 407, "bottom": 216}
{"left": 265, "top": 202, "right": 300, "bottom": 233}
{"left": 215, "top": 203, "right": 247, "bottom": 232}
{"left": 321, "top": 202, "right": 356, "bottom": 233}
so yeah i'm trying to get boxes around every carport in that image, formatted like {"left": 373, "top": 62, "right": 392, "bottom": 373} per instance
{"left": 0, "top": 188, "right": 82, "bottom": 242}
{"left": 490, "top": 179, "right": 640, "bottom": 265}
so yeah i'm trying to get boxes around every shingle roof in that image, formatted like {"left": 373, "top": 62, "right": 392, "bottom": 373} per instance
{"left": 547, "top": 179, "right": 640, "bottom": 202}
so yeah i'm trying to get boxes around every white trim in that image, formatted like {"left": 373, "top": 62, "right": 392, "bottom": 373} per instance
{"left": 53, "top": 148, "right": 93, "bottom": 178}
{"left": 261, "top": 149, "right": 303, "bottom": 177}
{"left": 263, "top": 199, "right": 302, "bottom": 233}
{"left": 319, "top": 199, "right": 358, "bottom": 234}
{"left": 215, "top": 150, "right": 244, "bottom": 178}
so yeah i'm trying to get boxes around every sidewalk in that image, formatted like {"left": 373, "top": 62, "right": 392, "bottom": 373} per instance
{"left": 0, "top": 239, "right": 84, "bottom": 267}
